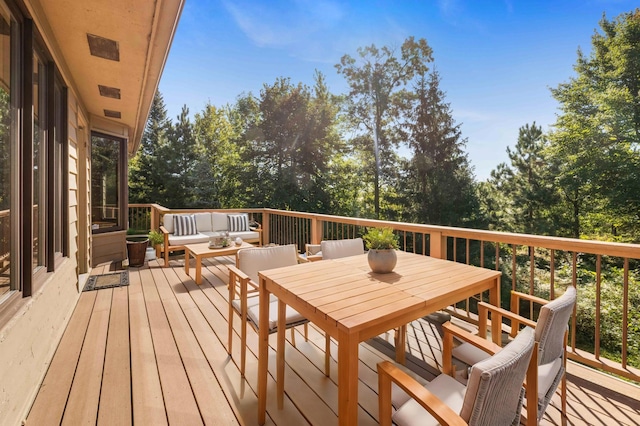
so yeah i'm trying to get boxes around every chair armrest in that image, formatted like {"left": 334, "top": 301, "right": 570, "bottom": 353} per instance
{"left": 227, "top": 265, "right": 259, "bottom": 294}
{"left": 478, "top": 301, "right": 537, "bottom": 340}
{"left": 377, "top": 361, "right": 466, "bottom": 426}
{"left": 160, "top": 225, "right": 170, "bottom": 247}
{"left": 443, "top": 322, "right": 502, "bottom": 355}
{"left": 511, "top": 290, "right": 550, "bottom": 306}
{"left": 441, "top": 321, "right": 502, "bottom": 377}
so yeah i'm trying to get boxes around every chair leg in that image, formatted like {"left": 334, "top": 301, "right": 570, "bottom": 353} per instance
{"left": 325, "top": 334, "right": 331, "bottom": 376}
{"left": 561, "top": 372, "right": 567, "bottom": 425}
{"left": 304, "top": 323, "right": 308, "bottom": 341}
{"left": 291, "top": 327, "right": 296, "bottom": 346}
{"left": 227, "top": 306, "right": 234, "bottom": 356}
{"left": 240, "top": 316, "right": 247, "bottom": 376}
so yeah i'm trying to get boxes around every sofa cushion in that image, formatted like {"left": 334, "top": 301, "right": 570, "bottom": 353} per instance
{"left": 194, "top": 212, "right": 213, "bottom": 232}
{"left": 168, "top": 233, "right": 209, "bottom": 246}
{"left": 212, "top": 212, "right": 228, "bottom": 231}
{"left": 163, "top": 213, "right": 175, "bottom": 233}
{"left": 203, "top": 230, "right": 260, "bottom": 242}
{"left": 228, "top": 213, "right": 249, "bottom": 232}
{"left": 174, "top": 214, "right": 198, "bottom": 236}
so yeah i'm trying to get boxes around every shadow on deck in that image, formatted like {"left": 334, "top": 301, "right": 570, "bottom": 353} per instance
{"left": 25, "top": 255, "right": 640, "bottom": 425}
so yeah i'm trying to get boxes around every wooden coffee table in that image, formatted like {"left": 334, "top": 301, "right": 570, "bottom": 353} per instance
{"left": 185, "top": 241, "right": 254, "bottom": 284}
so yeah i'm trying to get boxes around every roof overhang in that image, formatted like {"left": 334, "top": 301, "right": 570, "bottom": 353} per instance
{"left": 29, "top": 0, "right": 184, "bottom": 155}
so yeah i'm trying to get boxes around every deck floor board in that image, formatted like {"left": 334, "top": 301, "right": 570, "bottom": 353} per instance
{"left": 24, "top": 257, "right": 640, "bottom": 425}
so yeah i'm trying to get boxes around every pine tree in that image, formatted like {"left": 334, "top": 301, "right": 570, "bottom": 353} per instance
{"left": 164, "top": 105, "right": 196, "bottom": 207}
{"left": 402, "top": 70, "right": 477, "bottom": 227}
{"left": 129, "top": 91, "right": 171, "bottom": 204}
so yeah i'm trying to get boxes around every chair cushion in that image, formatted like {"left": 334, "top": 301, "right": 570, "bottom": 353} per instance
{"left": 392, "top": 374, "right": 467, "bottom": 426}
{"left": 174, "top": 214, "right": 198, "bottom": 236}
{"left": 232, "top": 295, "right": 306, "bottom": 331}
{"left": 228, "top": 213, "right": 249, "bottom": 232}
{"left": 212, "top": 212, "right": 228, "bottom": 231}
{"left": 193, "top": 212, "right": 213, "bottom": 232}
{"left": 237, "top": 244, "right": 298, "bottom": 283}
{"left": 537, "top": 357, "right": 562, "bottom": 400}
{"left": 320, "top": 238, "right": 364, "bottom": 259}
{"left": 452, "top": 341, "right": 490, "bottom": 366}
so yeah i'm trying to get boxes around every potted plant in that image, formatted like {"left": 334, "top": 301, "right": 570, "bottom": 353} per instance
{"left": 148, "top": 229, "right": 164, "bottom": 259}
{"left": 126, "top": 231, "right": 149, "bottom": 267}
{"left": 363, "top": 227, "right": 399, "bottom": 273}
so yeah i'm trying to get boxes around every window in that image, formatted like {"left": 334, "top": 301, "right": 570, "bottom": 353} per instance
{"left": 91, "top": 133, "right": 126, "bottom": 233}
{"left": 0, "top": 10, "right": 69, "bottom": 305}
{"left": 32, "top": 48, "right": 46, "bottom": 272}
{"left": 0, "top": 2, "right": 17, "bottom": 302}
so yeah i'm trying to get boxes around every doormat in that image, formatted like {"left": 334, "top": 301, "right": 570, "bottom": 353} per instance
{"left": 83, "top": 271, "right": 129, "bottom": 292}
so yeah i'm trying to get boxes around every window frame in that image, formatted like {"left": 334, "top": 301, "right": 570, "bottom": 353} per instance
{"left": 90, "top": 131, "right": 127, "bottom": 235}
{"left": 0, "top": 1, "right": 70, "bottom": 324}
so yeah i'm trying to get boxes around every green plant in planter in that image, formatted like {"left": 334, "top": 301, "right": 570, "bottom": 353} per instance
{"left": 363, "top": 227, "right": 399, "bottom": 273}
{"left": 363, "top": 227, "right": 399, "bottom": 250}
{"left": 148, "top": 229, "right": 164, "bottom": 247}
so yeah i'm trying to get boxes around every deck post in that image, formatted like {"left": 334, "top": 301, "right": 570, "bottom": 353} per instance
{"left": 430, "top": 231, "right": 447, "bottom": 259}
{"left": 311, "top": 217, "right": 323, "bottom": 244}
{"left": 262, "top": 211, "right": 270, "bottom": 245}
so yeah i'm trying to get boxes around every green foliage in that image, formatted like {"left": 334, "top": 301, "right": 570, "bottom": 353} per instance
{"left": 129, "top": 91, "right": 173, "bottom": 206}
{"left": 148, "top": 229, "right": 164, "bottom": 246}
{"left": 484, "top": 123, "right": 562, "bottom": 236}
{"left": 336, "top": 36, "right": 434, "bottom": 218}
{"left": 363, "top": 227, "right": 399, "bottom": 250}
{"left": 547, "top": 8, "right": 640, "bottom": 241}
{"left": 399, "top": 70, "right": 478, "bottom": 227}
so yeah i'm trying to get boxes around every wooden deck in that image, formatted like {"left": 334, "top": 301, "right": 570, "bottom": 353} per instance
{"left": 26, "top": 255, "right": 640, "bottom": 425}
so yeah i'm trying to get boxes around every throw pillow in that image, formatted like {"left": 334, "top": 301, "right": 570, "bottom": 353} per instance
{"left": 174, "top": 214, "right": 197, "bottom": 236}
{"left": 228, "top": 213, "right": 249, "bottom": 232}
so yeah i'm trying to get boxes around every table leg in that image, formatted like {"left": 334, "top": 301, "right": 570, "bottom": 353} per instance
{"left": 195, "top": 256, "right": 202, "bottom": 285}
{"left": 337, "top": 330, "right": 359, "bottom": 425}
{"left": 277, "top": 300, "right": 286, "bottom": 408}
{"left": 395, "top": 325, "right": 406, "bottom": 364}
{"left": 257, "top": 278, "right": 270, "bottom": 425}
{"left": 185, "top": 249, "right": 190, "bottom": 277}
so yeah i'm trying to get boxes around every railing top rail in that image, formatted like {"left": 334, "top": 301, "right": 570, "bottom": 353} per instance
{"left": 262, "top": 208, "right": 640, "bottom": 259}
{"left": 134, "top": 205, "right": 640, "bottom": 259}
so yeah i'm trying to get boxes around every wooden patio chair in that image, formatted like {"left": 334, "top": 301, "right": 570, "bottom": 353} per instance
{"left": 320, "top": 237, "right": 364, "bottom": 259}
{"left": 227, "top": 244, "right": 311, "bottom": 376}
{"left": 452, "top": 286, "right": 577, "bottom": 425}
{"left": 378, "top": 324, "right": 535, "bottom": 426}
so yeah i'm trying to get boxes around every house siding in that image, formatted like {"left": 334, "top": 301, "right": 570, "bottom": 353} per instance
{"left": 0, "top": 260, "right": 79, "bottom": 426}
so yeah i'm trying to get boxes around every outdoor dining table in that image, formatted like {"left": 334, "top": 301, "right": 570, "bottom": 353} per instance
{"left": 256, "top": 250, "right": 502, "bottom": 425}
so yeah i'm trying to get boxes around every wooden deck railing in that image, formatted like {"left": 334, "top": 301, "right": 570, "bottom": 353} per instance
{"left": 132, "top": 204, "right": 640, "bottom": 383}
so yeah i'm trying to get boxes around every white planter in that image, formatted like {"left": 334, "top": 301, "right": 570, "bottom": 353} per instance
{"left": 367, "top": 249, "right": 397, "bottom": 273}
{"left": 145, "top": 246, "right": 156, "bottom": 261}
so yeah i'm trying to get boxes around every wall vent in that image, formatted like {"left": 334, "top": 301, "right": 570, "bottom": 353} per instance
{"left": 87, "top": 34, "right": 120, "bottom": 61}
{"left": 104, "top": 109, "right": 121, "bottom": 119}
{"left": 98, "top": 85, "right": 121, "bottom": 99}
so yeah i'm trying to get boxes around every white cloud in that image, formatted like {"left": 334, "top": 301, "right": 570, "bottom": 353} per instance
{"left": 454, "top": 108, "right": 495, "bottom": 123}
{"left": 222, "top": 0, "right": 345, "bottom": 48}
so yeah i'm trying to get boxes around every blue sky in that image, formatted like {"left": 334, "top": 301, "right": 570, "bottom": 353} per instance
{"left": 159, "top": 0, "right": 636, "bottom": 181}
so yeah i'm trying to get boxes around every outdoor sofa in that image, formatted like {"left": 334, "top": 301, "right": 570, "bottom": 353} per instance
{"left": 160, "top": 212, "right": 262, "bottom": 266}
